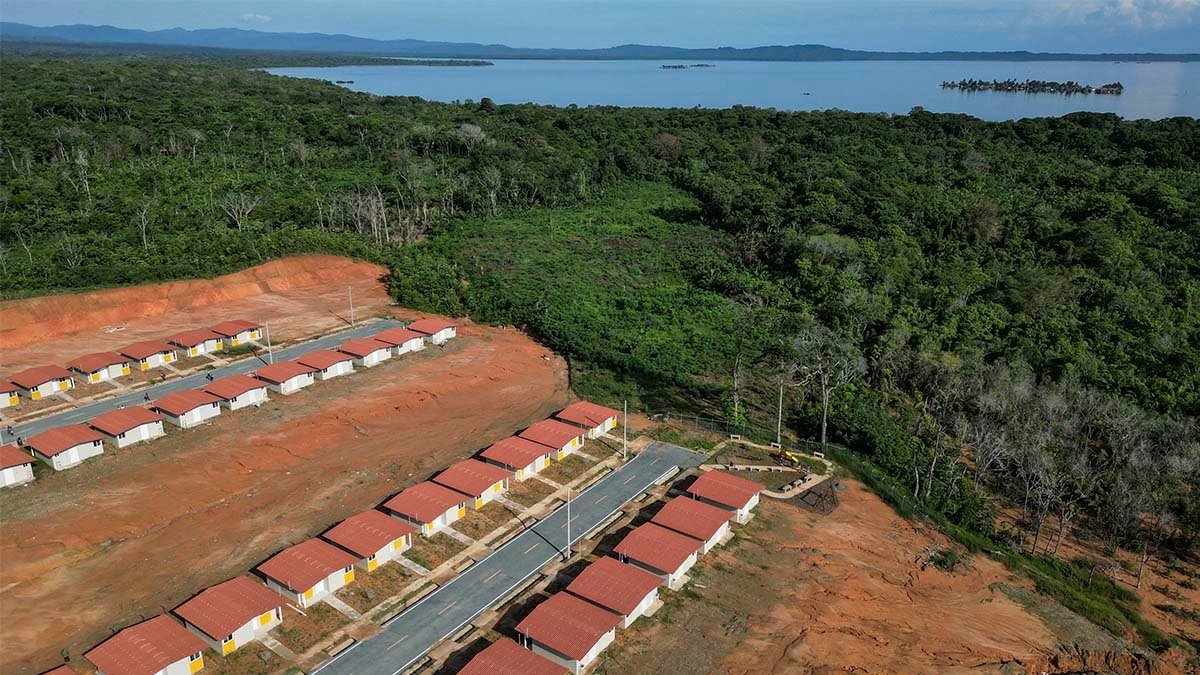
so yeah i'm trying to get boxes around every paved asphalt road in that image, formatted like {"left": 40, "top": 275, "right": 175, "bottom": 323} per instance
{"left": 317, "top": 441, "right": 702, "bottom": 675}
{"left": 1, "top": 319, "right": 402, "bottom": 444}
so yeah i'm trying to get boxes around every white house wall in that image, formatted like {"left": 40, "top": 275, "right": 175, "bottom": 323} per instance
{"left": 184, "top": 608, "right": 281, "bottom": 655}
{"left": 316, "top": 361, "right": 354, "bottom": 380}
{"left": 110, "top": 421, "right": 165, "bottom": 448}
{"left": 700, "top": 521, "right": 732, "bottom": 554}
{"left": 167, "top": 403, "right": 221, "bottom": 428}
{"left": 394, "top": 338, "right": 425, "bottom": 355}
{"left": 225, "top": 388, "right": 268, "bottom": 410}
{"left": 41, "top": 440, "right": 104, "bottom": 471}
{"left": 622, "top": 588, "right": 659, "bottom": 628}
{"left": 1, "top": 392, "right": 16, "bottom": 408}
{"left": 0, "top": 463, "right": 34, "bottom": 487}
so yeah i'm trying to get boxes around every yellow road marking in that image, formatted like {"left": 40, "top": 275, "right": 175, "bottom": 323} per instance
{"left": 437, "top": 600, "right": 457, "bottom": 616}
{"left": 484, "top": 570, "right": 501, "bottom": 583}
{"left": 523, "top": 543, "right": 539, "bottom": 554}
{"left": 387, "top": 635, "right": 408, "bottom": 650}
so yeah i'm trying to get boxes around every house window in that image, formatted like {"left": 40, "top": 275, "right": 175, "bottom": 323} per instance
{"left": 190, "top": 653, "right": 202, "bottom": 662}
{"left": 222, "top": 635, "right": 233, "bottom": 644}
{"left": 344, "top": 566, "right": 353, "bottom": 573}
{"left": 118, "top": 432, "right": 126, "bottom": 439}
{"left": 211, "top": 402, "right": 218, "bottom": 409}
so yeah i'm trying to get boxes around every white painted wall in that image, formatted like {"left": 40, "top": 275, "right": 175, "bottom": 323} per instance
{"left": 1, "top": 391, "right": 16, "bottom": 408}
{"left": 224, "top": 387, "right": 268, "bottom": 411}
{"left": 183, "top": 608, "right": 281, "bottom": 655}
{"left": 735, "top": 493, "right": 760, "bottom": 524}
{"left": 163, "top": 402, "right": 222, "bottom": 429}
{"left": 352, "top": 349, "right": 391, "bottom": 368}
{"left": 394, "top": 337, "right": 425, "bottom": 355}
{"left": 25, "top": 378, "right": 73, "bottom": 400}
{"left": 269, "top": 373, "right": 315, "bottom": 395}
{"left": 529, "top": 627, "right": 615, "bottom": 675}
{"left": 315, "top": 360, "right": 354, "bottom": 380}
{"left": 108, "top": 421, "right": 165, "bottom": 448}
{"left": 37, "top": 440, "right": 104, "bottom": 471}
{"left": 221, "top": 329, "right": 261, "bottom": 348}
{"left": 180, "top": 338, "right": 221, "bottom": 356}
{"left": 0, "top": 463, "right": 34, "bottom": 488}
{"left": 469, "top": 479, "right": 508, "bottom": 508}
{"left": 621, "top": 588, "right": 659, "bottom": 628}
{"left": 699, "top": 521, "right": 732, "bottom": 554}
{"left": 426, "top": 327, "right": 456, "bottom": 344}
{"left": 267, "top": 567, "right": 354, "bottom": 609}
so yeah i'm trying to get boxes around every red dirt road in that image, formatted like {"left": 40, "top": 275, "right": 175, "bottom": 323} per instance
{"left": 0, "top": 255, "right": 393, "bottom": 370}
{"left": 0, "top": 261, "right": 568, "bottom": 673}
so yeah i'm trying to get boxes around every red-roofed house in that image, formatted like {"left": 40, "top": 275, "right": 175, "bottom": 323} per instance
{"left": 1, "top": 380, "right": 19, "bottom": 408}
{"left": 433, "top": 459, "right": 512, "bottom": 509}
{"left": 515, "top": 592, "right": 621, "bottom": 674}
{"left": 168, "top": 329, "right": 225, "bottom": 357}
{"left": 89, "top": 407, "right": 166, "bottom": 447}
{"left": 210, "top": 320, "right": 262, "bottom": 348}
{"left": 565, "top": 556, "right": 661, "bottom": 628}
{"left": 480, "top": 436, "right": 555, "bottom": 481}
{"left": 85, "top": 615, "right": 207, "bottom": 675}
{"left": 68, "top": 352, "right": 133, "bottom": 384}
{"left": 519, "top": 419, "right": 585, "bottom": 461}
{"left": 554, "top": 401, "right": 620, "bottom": 439}
{"left": 151, "top": 390, "right": 223, "bottom": 428}
{"left": 120, "top": 341, "right": 178, "bottom": 371}
{"left": 321, "top": 509, "right": 416, "bottom": 572}
{"left": 458, "top": 638, "right": 566, "bottom": 675}
{"left": 613, "top": 522, "right": 702, "bottom": 589}
{"left": 173, "top": 577, "right": 285, "bottom": 655}
{"left": 202, "top": 375, "right": 269, "bottom": 411}
{"left": 406, "top": 318, "right": 456, "bottom": 344}
{"left": 10, "top": 365, "right": 74, "bottom": 400}
{"left": 253, "top": 361, "right": 316, "bottom": 395}
{"left": 296, "top": 350, "right": 355, "bottom": 380}
{"left": 651, "top": 496, "right": 733, "bottom": 553}
{"left": 337, "top": 338, "right": 393, "bottom": 368}
{"left": 372, "top": 327, "right": 426, "bottom": 355}
{"left": 0, "top": 444, "right": 35, "bottom": 488}
{"left": 685, "top": 470, "right": 764, "bottom": 524}
{"left": 25, "top": 424, "right": 105, "bottom": 470}
{"left": 256, "top": 538, "right": 358, "bottom": 608}
{"left": 382, "top": 481, "right": 469, "bottom": 536}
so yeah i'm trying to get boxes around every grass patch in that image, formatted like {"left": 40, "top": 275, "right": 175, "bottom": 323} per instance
{"left": 507, "top": 477, "right": 557, "bottom": 507}
{"left": 646, "top": 426, "right": 718, "bottom": 453}
{"left": 455, "top": 500, "right": 518, "bottom": 539}
{"left": 202, "top": 642, "right": 278, "bottom": 675}
{"left": 541, "top": 454, "right": 596, "bottom": 484}
{"left": 271, "top": 602, "right": 349, "bottom": 653}
{"left": 725, "top": 468, "right": 797, "bottom": 491}
{"left": 404, "top": 532, "right": 466, "bottom": 569}
{"left": 335, "top": 562, "right": 413, "bottom": 613}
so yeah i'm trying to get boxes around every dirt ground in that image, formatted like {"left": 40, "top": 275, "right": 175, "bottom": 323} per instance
{"left": 0, "top": 260, "right": 568, "bottom": 673}
{"left": 597, "top": 481, "right": 1104, "bottom": 675}
{"left": 0, "top": 255, "right": 394, "bottom": 370}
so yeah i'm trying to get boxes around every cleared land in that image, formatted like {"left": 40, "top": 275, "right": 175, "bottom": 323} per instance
{"left": 0, "top": 260, "right": 568, "bottom": 673}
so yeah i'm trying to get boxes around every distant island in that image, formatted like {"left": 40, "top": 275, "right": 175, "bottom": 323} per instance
{"left": 2, "top": 22, "right": 1198, "bottom": 62}
{"left": 661, "top": 63, "right": 717, "bottom": 69}
{"left": 942, "top": 79, "right": 1124, "bottom": 95}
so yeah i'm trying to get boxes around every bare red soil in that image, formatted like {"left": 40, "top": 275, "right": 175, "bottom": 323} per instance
{"left": 0, "top": 255, "right": 393, "bottom": 370}
{"left": 0, "top": 261, "right": 568, "bottom": 673}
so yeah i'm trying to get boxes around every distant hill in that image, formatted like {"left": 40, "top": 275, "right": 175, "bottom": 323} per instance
{"left": 3, "top": 22, "right": 1197, "bottom": 62}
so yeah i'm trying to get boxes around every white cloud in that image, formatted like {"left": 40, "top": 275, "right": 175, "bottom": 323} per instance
{"left": 1031, "top": 0, "right": 1200, "bottom": 29}
{"left": 240, "top": 12, "right": 272, "bottom": 24}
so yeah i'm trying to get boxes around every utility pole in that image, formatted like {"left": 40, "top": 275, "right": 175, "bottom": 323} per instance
{"left": 776, "top": 381, "right": 784, "bottom": 446}
{"left": 349, "top": 286, "right": 355, "bottom": 327}
{"left": 623, "top": 399, "right": 628, "bottom": 462}
{"left": 265, "top": 321, "right": 274, "bottom": 364}
{"left": 565, "top": 486, "right": 571, "bottom": 561}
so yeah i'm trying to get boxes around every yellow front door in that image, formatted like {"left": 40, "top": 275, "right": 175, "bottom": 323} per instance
{"left": 141, "top": 362, "right": 149, "bottom": 371}
{"left": 59, "top": 380, "right": 69, "bottom": 390}
{"left": 31, "top": 390, "right": 41, "bottom": 401}
{"left": 367, "top": 558, "right": 378, "bottom": 571}
{"left": 475, "top": 497, "right": 484, "bottom": 509}
{"left": 7, "top": 395, "right": 16, "bottom": 405}
{"left": 190, "top": 347, "right": 198, "bottom": 356}
{"left": 122, "top": 366, "right": 131, "bottom": 375}
{"left": 344, "top": 570, "right": 356, "bottom": 583}
{"left": 215, "top": 342, "right": 224, "bottom": 351}
{"left": 222, "top": 640, "right": 236, "bottom": 655}
{"left": 164, "top": 353, "right": 174, "bottom": 362}
{"left": 189, "top": 656, "right": 204, "bottom": 673}
{"left": 492, "top": 483, "right": 501, "bottom": 493}
{"left": 303, "top": 587, "right": 314, "bottom": 600}
{"left": 90, "top": 373, "right": 100, "bottom": 383}
{"left": 557, "top": 450, "right": 565, "bottom": 460}
{"left": 231, "top": 338, "right": 240, "bottom": 346}
{"left": 456, "top": 507, "right": 466, "bottom": 518}
{"left": 259, "top": 611, "right": 273, "bottom": 626}
{"left": 517, "top": 468, "right": 525, "bottom": 479}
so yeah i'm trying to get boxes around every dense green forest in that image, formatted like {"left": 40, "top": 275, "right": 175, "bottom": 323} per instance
{"left": 1, "top": 53, "right": 1197, "bottom": 649}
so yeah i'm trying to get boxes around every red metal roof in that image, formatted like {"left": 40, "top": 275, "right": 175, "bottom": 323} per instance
{"left": 0, "top": 444, "right": 34, "bottom": 470}
{"left": 67, "top": 352, "right": 130, "bottom": 374}
{"left": 9, "top": 365, "right": 73, "bottom": 389}
{"left": 686, "top": 470, "right": 763, "bottom": 510}
{"left": 296, "top": 349, "right": 354, "bottom": 371}
{"left": 0, "top": 380, "right": 17, "bottom": 394}
{"left": 119, "top": 340, "right": 177, "bottom": 361}
{"left": 173, "top": 576, "right": 285, "bottom": 640}
{"left": 26, "top": 424, "right": 104, "bottom": 457}
{"left": 459, "top": 637, "right": 566, "bottom": 675}
{"left": 254, "top": 361, "right": 317, "bottom": 384}
{"left": 480, "top": 436, "right": 554, "bottom": 469}
{"left": 256, "top": 538, "right": 357, "bottom": 592}
{"left": 89, "top": 407, "right": 164, "bottom": 436}
{"left": 433, "top": 459, "right": 512, "bottom": 498}
{"left": 202, "top": 374, "right": 267, "bottom": 401}
{"left": 566, "top": 556, "right": 661, "bottom": 617}
{"left": 84, "top": 615, "right": 205, "bottom": 675}
{"left": 516, "top": 592, "right": 621, "bottom": 661}
{"left": 151, "top": 390, "right": 222, "bottom": 417}
{"left": 337, "top": 338, "right": 392, "bottom": 358}
{"left": 166, "top": 328, "right": 223, "bottom": 348}
{"left": 613, "top": 523, "right": 702, "bottom": 575}
{"left": 406, "top": 318, "right": 456, "bottom": 335}
{"left": 382, "top": 482, "right": 468, "bottom": 523}
{"left": 322, "top": 509, "right": 416, "bottom": 559}
{"left": 372, "top": 327, "right": 426, "bottom": 347}
{"left": 651, "top": 496, "right": 733, "bottom": 543}
{"left": 518, "top": 419, "right": 584, "bottom": 450}
{"left": 210, "top": 319, "right": 262, "bottom": 337}
{"left": 555, "top": 401, "right": 619, "bottom": 429}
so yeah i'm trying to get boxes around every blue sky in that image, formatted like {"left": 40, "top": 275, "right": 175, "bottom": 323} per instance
{"left": 5, "top": 0, "right": 1199, "bottom": 52}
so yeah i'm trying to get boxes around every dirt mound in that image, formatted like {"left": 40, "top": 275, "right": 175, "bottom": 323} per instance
{"left": 0, "top": 322, "right": 568, "bottom": 673}
{"left": 0, "top": 255, "right": 391, "bottom": 369}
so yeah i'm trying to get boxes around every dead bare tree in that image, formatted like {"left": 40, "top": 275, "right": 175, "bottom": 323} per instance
{"left": 219, "top": 192, "right": 261, "bottom": 230}
{"left": 136, "top": 199, "right": 153, "bottom": 249}
{"left": 794, "top": 322, "right": 865, "bottom": 446}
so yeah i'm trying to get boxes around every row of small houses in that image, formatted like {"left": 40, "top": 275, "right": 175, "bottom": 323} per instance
{"left": 1, "top": 320, "right": 265, "bottom": 409}
{"left": 462, "top": 469, "right": 765, "bottom": 675}
{"left": 40, "top": 399, "right": 623, "bottom": 675}
{"left": 0, "top": 319, "right": 458, "bottom": 487}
